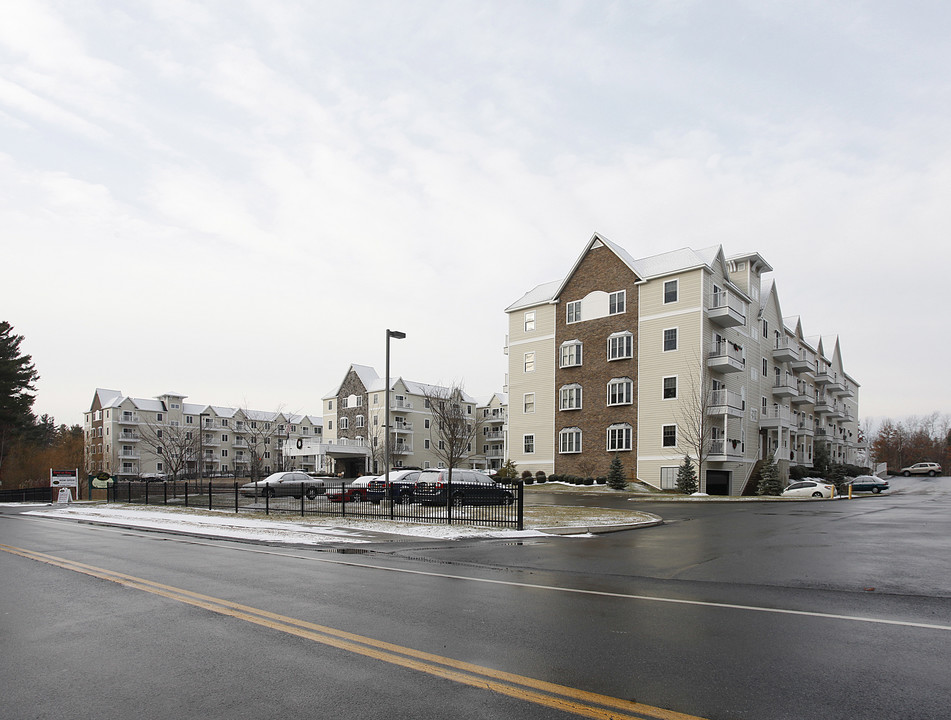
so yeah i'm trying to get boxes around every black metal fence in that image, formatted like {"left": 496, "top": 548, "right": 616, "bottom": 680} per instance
{"left": 0, "top": 486, "right": 54, "bottom": 503}
{"left": 108, "top": 480, "right": 524, "bottom": 530}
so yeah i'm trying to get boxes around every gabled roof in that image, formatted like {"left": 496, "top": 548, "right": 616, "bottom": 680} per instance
{"left": 323, "top": 364, "right": 380, "bottom": 400}
{"left": 94, "top": 388, "right": 124, "bottom": 410}
{"left": 505, "top": 279, "right": 561, "bottom": 312}
{"left": 549, "top": 232, "right": 642, "bottom": 301}
{"left": 207, "top": 405, "right": 238, "bottom": 418}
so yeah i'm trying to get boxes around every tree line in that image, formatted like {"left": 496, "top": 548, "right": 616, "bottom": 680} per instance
{"left": 0, "top": 321, "right": 84, "bottom": 489}
{"left": 869, "top": 413, "right": 951, "bottom": 473}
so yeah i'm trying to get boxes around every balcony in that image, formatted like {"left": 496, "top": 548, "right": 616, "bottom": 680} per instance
{"left": 118, "top": 414, "right": 140, "bottom": 424}
{"left": 760, "top": 405, "right": 794, "bottom": 429}
{"left": 707, "top": 343, "right": 746, "bottom": 374}
{"left": 485, "top": 430, "right": 505, "bottom": 441}
{"left": 394, "top": 399, "right": 414, "bottom": 410}
{"left": 201, "top": 435, "right": 221, "bottom": 446}
{"left": 794, "top": 416, "right": 815, "bottom": 436}
{"left": 708, "top": 439, "right": 745, "bottom": 461}
{"left": 392, "top": 442, "right": 413, "bottom": 455}
{"left": 827, "top": 378, "right": 846, "bottom": 394}
{"left": 119, "top": 450, "right": 140, "bottom": 459}
{"left": 790, "top": 386, "right": 814, "bottom": 405}
{"left": 707, "top": 290, "right": 747, "bottom": 327}
{"left": 814, "top": 368, "right": 833, "bottom": 385}
{"left": 814, "top": 398, "right": 834, "bottom": 414}
{"left": 840, "top": 383, "right": 855, "bottom": 398}
{"left": 119, "top": 432, "right": 141, "bottom": 442}
{"left": 790, "top": 354, "right": 816, "bottom": 375}
{"left": 707, "top": 389, "right": 745, "bottom": 418}
{"left": 393, "top": 421, "right": 414, "bottom": 433}
{"left": 794, "top": 451, "right": 813, "bottom": 466}
{"left": 772, "top": 340, "right": 799, "bottom": 363}
{"left": 772, "top": 379, "right": 798, "bottom": 399}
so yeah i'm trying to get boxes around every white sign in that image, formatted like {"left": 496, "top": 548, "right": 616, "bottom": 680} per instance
{"left": 50, "top": 469, "right": 79, "bottom": 488}
{"left": 57, "top": 488, "right": 73, "bottom": 504}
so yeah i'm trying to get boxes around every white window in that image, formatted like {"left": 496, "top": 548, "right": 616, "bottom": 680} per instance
{"left": 566, "top": 300, "right": 581, "bottom": 324}
{"left": 607, "top": 423, "right": 632, "bottom": 451}
{"left": 221, "top": 449, "right": 228, "bottom": 458}
{"left": 340, "top": 417, "right": 349, "bottom": 430}
{"left": 608, "top": 378, "right": 633, "bottom": 406}
{"left": 523, "top": 393, "right": 535, "bottom": 414}
{"left": 356, "top": 415, "right": 365, "bottom": 428}
{"left": 663, "top": 376, "right": 677, "bottom": 399}
{"left": 560, "top": 340, "right": 583, "bottom": 367}
{"left": 664, "top": 280, "right": 678, "bottom": 304}
{"left": 559, "top": 384, "right": 582, "bottom": 410}
{"left": 607, "top": 332, "right": 633, "bottom": 360}
{"left": 221, "top": 434, "right": 228, "bottom": 442}
{"left": 662, "top": 425, "right": 677, "bottom": 447}
{"left": 524, "top": 311, "right": 535, "bottom": 332}
{"left": 559, "top": 427, "right": 582, "bottom": 454}
{"left": 523, "top": 435, "right": 535, "bottom": 454}
{"left": 609, "top": 290, "right": 626, "bottom": 315}
{"left": 185, "top": 416, "right": 193, "bottom": 424}
{"left": 660, "top": 467, "right": 678, "bottom": 489}
{"left": 524, "top": 351, "right": 535, "bottom": 373}
{"left": 663, "top": 328, "right": 678, "bottom": 352}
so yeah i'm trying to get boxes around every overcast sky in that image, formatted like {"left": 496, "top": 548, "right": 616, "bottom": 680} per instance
{"left": 2, "top": 1, "right": 949, "bottom": 427}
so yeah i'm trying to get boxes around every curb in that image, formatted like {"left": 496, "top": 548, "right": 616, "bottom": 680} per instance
{"left": 537, "top": 514, "right": 664, "bottom": 535}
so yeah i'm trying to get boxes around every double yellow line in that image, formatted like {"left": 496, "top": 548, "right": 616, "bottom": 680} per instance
{"left": 1, "top": 543, "right": 706, "bottom": 720}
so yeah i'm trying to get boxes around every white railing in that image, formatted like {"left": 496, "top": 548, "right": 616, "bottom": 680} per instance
{"left": 710, "top": 440, "right": 743, "bottom": 457}
{"left": 709, "top": 341, "right": 745, "bottom": 365}
{"left": 708, "top": 290, "right": 747, "bottom": 321}
{"left": 762, "top": 406, "right": 791, "bottom": 423}
{"left": 709, "top": 388, "right": 744, "bottom": 411}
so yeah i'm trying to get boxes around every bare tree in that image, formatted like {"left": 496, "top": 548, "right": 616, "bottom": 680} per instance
{"left": 422, "top": 383, "right": 484, "bottom": 483}
{"left": 677, "top": 356, "right": 713, "bottom": 493}
{"left": 238, "top": 408, "right": 284, "bottom": 482}
{"left": 138, "top": 416, "right": 200, "bottom": 482}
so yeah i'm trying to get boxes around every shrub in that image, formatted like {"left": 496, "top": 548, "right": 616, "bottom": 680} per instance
{"left": 535, "top": 470, "right": 547, "bottom": 483}
{"left": 521, "top": 470, "right": 533, "bottom": 479}
{"left": 524, "top": 477, "right": 534, "bottom": 484}
{"left": 756, "top": 453, "right": 783, "bottom": 496}
{"left": 676, "top": 455, "right": 698, "bottom": 494}
{"left": 596, "top": 476, "right": 607, "bottom": 485}
{"left": 584, "top": 477, "right": 594, "bottom": 485}
{"left": 607, "top": 454, "right": 627, "bottom": 490}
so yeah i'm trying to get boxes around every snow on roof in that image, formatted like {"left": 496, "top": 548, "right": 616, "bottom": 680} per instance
{"left": 130, "top": 397, "right": 165, "bottom": 412}
{"left": 505, "top": 279, "right": 561, "bottom": 312}
{"left": 208, "top": 405, "right": 238, "bottom": 418}
{"left": 95, "top": 388, "right": 124, "bottom": 409}
{"left": 629, "top": 244, "right": 720, "bottom": 279}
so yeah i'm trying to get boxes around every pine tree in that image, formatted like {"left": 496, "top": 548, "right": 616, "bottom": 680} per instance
{"left": 757, "top": 453, "right": 783, "bottom": 495}
{"left": 1, "top": 321, "right": 40, "bottom": 482}
{"left": 606, "top": 454, "right": 627, "bottom": 490}
{"left": 676, "top": 455, "right": 698, "bottom": 494}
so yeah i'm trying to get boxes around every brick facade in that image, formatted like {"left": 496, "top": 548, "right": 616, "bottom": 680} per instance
{"left": 554, "top": 243, "right": 639, "bottom": 478}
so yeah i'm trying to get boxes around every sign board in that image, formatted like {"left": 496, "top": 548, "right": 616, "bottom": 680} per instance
{"left": 57, "top": 488, "right": 73, "bottom": 504}
{"left": 91, "top": 473, "right": 113, "bottom": 489}
{"left": 50, "top": 469, "right": 79, "bottom": 488}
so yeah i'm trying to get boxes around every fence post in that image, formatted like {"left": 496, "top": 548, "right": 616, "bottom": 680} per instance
{"left": 184, "top": 481, "right": 189, "bottom": 507}
{"left": 209, "top": 480, "right": 213, "bottom": 511}
{"left": 144, "top": 481, "right": 149, "bottom": 506}
{"left": 340, "top": 482, "right": 346, "bottom": 518}
{"left": 234, "top": 482, "right": 238, "bottom": 514}
{"left": 164, "top": 481, "right": 167, "bottom": 505}
{"left": 301, "top": 483, "right": 305, "bottom": 517}
{"left": 265, "top": 485, "right": 269, "bottom": 515}
{"left": 517, "top": 481, "right": 524, "bottom": 531}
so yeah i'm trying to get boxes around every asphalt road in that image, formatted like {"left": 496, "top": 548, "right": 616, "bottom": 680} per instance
{"left": 2, "top": 475, "right": 950, "bottom": 720}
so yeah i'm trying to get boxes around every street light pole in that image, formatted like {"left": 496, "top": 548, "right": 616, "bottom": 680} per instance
{"left": 385, "top": 328, "right": 406, "bottom": 519}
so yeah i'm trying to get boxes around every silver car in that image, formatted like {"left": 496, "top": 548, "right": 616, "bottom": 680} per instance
{"left": 240, "top": 471, "right": 328, "bottom": 499}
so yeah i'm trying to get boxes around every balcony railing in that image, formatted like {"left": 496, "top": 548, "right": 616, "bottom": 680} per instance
{"left": 760, "top": 406, "right": 793, "bottom": 427}
{"left": 485, "top": 430, "right": 505, "bottom": 441}
{"left": 119, "top": 414, "right": 140, "bottom": 424}
{"left": 707, "top": 290, "right": 747, "bottom": 327}
{"left": 772, "top": 379, "right": 798, "bottom": 398}
{"left": 772, "top": 339, "right": 799, "bottom": 363}
{"left": 707, "top": 342, "right": 746, "bottom": 373}
{"left": 393, "top": 421, "right": 414, "bottom": 432}
{"left": 709, "top": 439, "right": 744, "bottom": 459}
{"left": 708, "top": 389, "right": 744, "bottom": 417}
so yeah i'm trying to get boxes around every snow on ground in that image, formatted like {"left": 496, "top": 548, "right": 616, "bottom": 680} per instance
{"left": 21, "top": 503, "right": 550, "bottom": 544}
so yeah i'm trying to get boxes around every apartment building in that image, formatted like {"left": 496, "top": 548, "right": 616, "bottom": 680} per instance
{"left": 505, "top": 233, "right": 861, "bottom": 495}
{"left": 320, "top": 364, "right": 506, "bottom": 474}
{"left": 84, "top": 389, "right": 323, "bottom": 479}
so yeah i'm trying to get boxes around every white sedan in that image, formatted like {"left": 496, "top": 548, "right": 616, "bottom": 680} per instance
{"left": 781, "top": 479, "right": 835, "bottom": 498}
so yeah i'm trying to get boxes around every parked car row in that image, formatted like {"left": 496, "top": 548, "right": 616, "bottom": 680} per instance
{"left": 781, "top": 474, "right": 892, "bottom": 498}
{"left": 239, "top": 471, "right": 331, "bottom": 499}
{"left": 326, "top": 469, "right": 515, "bottom": 506}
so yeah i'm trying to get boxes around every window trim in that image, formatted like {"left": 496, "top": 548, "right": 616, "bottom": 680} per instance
{"left": 607, "top": 377, "right": 634, "bottom": 406}
{"left": 662, "top": 424, "right": 678, "bottom": 448}
{"left": 566, "top": 300, "right": 582, "bottom": 324}
{"left": 559, "top": 427, "right": 582, "bottom": 454}
{"left": 560, "top": 340, "right": 583, "bottom": 368}
{"left": 663, "top": 375, "right": 678, "bottom": 400}
{"left": 607, "top": 331, "right": 633, "bottom": 361}
{"left": 523, "top": 393, "right": 535, "bottom": 414}
{"left": 523, "top": 434, "right": 535, "bottom": 454}
{"left": 663, "top": 327, "right": 678, "bottom": 352}
{"left": 559, "top": 384, "right": 583, "bottom": 411}
{"left": 606, "top": 423, "right": 633, "bottom": 452}
{"left": 524, "top": 311, "right": 536, "bottom": 332}
{"left": 524, "top": 351, "right": 536, "bottom": 373}
{"left": 663, "top": 279, "right": 679, "bottom": 304}
{"left": 609, "top": 290, "right": 626, "bottom": 315}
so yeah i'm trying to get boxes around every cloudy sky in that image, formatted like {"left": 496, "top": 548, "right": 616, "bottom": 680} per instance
{"left": 2, "top": 1, "right": 949, "bottom": 427}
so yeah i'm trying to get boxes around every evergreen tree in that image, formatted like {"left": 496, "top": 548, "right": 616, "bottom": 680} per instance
{"left": 497, "top": 459, "right": 518, "bottom": 480}
{"left": 676, "top": 455, "right": 698, "bottom": 494}
{"left": 0, "top": 321, "right": 40, "bottom": 482}
{"left": 606, "top": 454, "right": 627, "bottom": 490}
{"left": 757, "top": 453, "right": 783, "bottom": 495}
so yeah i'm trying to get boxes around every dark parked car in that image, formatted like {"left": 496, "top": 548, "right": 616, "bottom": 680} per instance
{"left": 413, "top": 469, "right": 515, "bottom": 506}
{"left": 240, "top": 471, "right": 329, "bottom": 499}
{"left": 367, "top": 470, "right": 421, "bottom": 504}
{"left": 845, "top": 476, "right": 889, "bottom": 494}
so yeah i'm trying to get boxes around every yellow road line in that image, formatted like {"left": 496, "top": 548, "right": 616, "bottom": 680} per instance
{"left": 1, "top": 543, "right": 707, "bottom": 720}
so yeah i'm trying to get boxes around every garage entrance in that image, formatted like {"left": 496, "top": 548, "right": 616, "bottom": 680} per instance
{"left": 705, "top": 470, "right": 731, "bottom": 496}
